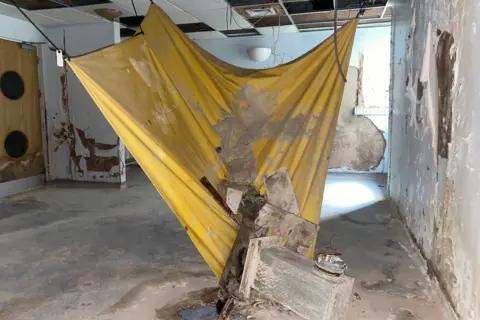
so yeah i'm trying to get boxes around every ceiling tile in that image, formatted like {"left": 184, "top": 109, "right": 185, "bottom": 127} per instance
{"left": 2, "top": 10, "right": 66, "bottom": 26}
{"left": 187, "top": 31, "right": 227, "bottom": 40}
{"left": 0, "top": 0, "right": 111, "bottom": 11}
{"left": 0, "top": 2, "right": 15, "bottom": 14}
{"left": 111, "top": 0, "right": 199, "bottom": 23}
{"left": 256, "top": 25, "right": 298, "bottom": 35}
{"left": 154, "top": 0, "right": 199, "bottom": 23}
{"left": 35, "top": 8, "right": 106, "bottom": 25}
{"left": 75, "top": 3, "right": 135, "bottom": 18}
{"left": 168, "top": 0, "right": 227, "bottom": 11}
{"left": 189, "top": 7, "right": 251, "bottom": 30}
{"left": 103, "top": 0, "right": 148, "bottom": 15}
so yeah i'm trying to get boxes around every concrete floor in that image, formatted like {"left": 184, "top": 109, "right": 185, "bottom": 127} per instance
{"left": 0, "top": 167, "right": 451, "bottom": 319}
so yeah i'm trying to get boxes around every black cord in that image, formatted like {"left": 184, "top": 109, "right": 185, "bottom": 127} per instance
{"left": 9, "top": 0, "right": 70, "bottom": 60}
{"left": 131, "top": 0, "right": 145, "bottom": 35}
{"left": 333, "top": 0, "right": 347, "bottom": 82}
{"left": 356, "top": 1, "right": 366, "bottom": 18}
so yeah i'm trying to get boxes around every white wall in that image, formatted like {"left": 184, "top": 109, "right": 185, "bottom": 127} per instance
{"left": 195, "top": 24, "right": 391, "bottom": 173}
{"left": 390, "top": 0, "right": 480, "bottom": 318}
{"left": 0, "top": 14, "right": 44, "bottom": 43}
{"left": 195, "top": 24, "right": 390, "bottom": 70}
{"left": 40, "top": 22, "right": 125, "bottom": 184}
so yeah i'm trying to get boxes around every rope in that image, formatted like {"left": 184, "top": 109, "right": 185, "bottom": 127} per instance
{"left": 9, "top": 0, "right": 71, "bottom": 60}
{"left": 333, "top": 0, "right": 347, "bottom": 82}
{"left": 131, "top": 0, "right": 145, "bottom": 35}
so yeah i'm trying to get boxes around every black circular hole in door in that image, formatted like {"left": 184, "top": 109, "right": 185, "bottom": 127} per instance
{"left": 5, "top": 130, "right": 28, "bottom": 159}
{"left": 0, "top": 71, "right": 24, "bottom": 100}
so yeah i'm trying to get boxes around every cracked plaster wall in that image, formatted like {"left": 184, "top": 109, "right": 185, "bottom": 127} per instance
{"left": 329, "top": 67, "right": 387, "bottom": 172}
{"left": 389, "top": 0, "right": 480, "bottom": 318}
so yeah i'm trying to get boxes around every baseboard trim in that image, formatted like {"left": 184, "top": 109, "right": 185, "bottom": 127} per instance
{"left": 0, "top": 175, "right": 45, "bottom": 198}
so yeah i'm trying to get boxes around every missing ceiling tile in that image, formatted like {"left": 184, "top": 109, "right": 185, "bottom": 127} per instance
{"left": 248, "top": 15, "right": 292, "bottom": 27}
{"left": 221, "top": 29, "right": 260, "bottom": 37}
{"left": 245, "top": 7, "right": 276, "bottom": 18}
{"left": 235, "top": 3, "right": 285, "bottom": 19}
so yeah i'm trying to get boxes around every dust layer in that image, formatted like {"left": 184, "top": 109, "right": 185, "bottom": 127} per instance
{"left": 213, "top": 85, "right": 310, "bottom": 185}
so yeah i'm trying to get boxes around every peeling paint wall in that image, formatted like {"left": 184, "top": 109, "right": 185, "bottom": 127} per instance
{"left": 39, "top": 22, "right": 125, "bottom": 183}
{"left": 389, "top": 0, "right": 480, "bottom": 318}
{"left": 195, "top": 25, "right": 391, "bottom": 173}
{"left": 329, "top": 67, "right": 387, "bottom": 171}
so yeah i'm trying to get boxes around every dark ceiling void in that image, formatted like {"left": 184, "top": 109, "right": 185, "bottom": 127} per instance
{"left": 120, "top": 28, "right": 136, "bottom": 37}
{"left": 118, "top": 0, "right": 391, "bottom": 39}
{"left": 177, "top": 22, "right": 215, "bottom": 33}
{"left": 0, "top": 0, "right": 111, "bottom": 10}
{"left": 248, "top": 15, "right": 292, "bottom": 27}
{"left": 285, "top": 0, "right": 332, "bottom": 14}
{"left": 120, "top": 16, "right": 216, "bottom": 33}
{"left": 292, "top": 6, "right": 390, "bottom": 24}
{"left": 221, "top": 29, "right": 261, "bottom": 37}
{"left": 120, "top": 15, "right": 144, "bottom": 27}
{"left": 286, "top": 1, "right": 388, "bottom": 14}
{"left": 228, "top": 0, "right": 389, "bottom": 14}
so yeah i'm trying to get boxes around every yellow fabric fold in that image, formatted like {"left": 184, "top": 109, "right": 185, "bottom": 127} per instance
{"left": 68, "top": 4, "right": 358, "bottom": 278}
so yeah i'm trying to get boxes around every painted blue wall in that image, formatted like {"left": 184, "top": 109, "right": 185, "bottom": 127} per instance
{"left": 0, "top": 14, "right": 44, "bottom": 43}
{"left": 195, "top": 24, "right": 391, "bottom": 70}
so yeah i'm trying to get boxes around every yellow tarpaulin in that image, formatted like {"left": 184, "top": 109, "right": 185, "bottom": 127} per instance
{"left": 68, "top": 4, "right": 358, "bottom": 278}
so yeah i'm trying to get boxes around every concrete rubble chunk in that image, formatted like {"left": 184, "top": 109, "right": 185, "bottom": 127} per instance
{"left": 226, "top": 188, "right": 243, "bottom": 214}
{"left": 255, "top": 203, "right": 318, "bottom": 253}
{"left": 264, "top": 167, "right": 300, "bottom": 216}
{"left": 239, "top": 237, "right": 354, "bottom": 320}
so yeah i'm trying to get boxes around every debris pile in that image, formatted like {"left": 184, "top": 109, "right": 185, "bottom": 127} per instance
{"left": 215, "top": 167, "right": 354, "bottom": 320}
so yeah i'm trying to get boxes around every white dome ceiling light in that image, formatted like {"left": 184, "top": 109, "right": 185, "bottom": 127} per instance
{"left": 247, "top": 47, "right": 272, "bottom": 62}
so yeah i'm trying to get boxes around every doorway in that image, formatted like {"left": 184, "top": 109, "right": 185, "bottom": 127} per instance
{"left": 0, "top": 39, "right": 44, "bottom": 185}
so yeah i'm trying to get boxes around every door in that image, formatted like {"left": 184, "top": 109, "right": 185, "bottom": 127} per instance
{"left": 0, "top": 39, "right": 44, "bottom": 182}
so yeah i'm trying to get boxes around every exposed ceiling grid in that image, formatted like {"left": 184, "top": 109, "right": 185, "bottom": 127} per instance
{"left": 188, "top": 7, "right": 252, "bottom": 30}
{"left": 0, "top": 0, "right": 391, "bottom": 38}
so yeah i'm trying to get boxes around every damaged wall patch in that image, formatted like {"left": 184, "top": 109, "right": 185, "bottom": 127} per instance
{"left": 435, "top": 31, "right": 456, "bottom": 159}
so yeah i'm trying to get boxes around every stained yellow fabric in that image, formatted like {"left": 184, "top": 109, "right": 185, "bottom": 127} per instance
{"left": 68, "top": 4, "right": 358, "bottom": 278}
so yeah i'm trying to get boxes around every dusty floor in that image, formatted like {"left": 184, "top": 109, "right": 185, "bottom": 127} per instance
{"left": 0, "top": 167, "right": 451, "bottom": 319}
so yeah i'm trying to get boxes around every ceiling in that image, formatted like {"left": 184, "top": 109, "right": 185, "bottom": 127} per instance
{"left": 0, "top": 0, "right": 391, "bottom": 39}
